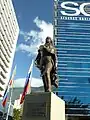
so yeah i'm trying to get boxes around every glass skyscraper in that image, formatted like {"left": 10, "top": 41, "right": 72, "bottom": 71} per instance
{"left": 54, "top": 0, "right": 90, "bottom": 117}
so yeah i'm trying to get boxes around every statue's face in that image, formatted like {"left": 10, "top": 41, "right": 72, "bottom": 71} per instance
{"left": 46, "top": 38, "right": 52, "bottom": 44}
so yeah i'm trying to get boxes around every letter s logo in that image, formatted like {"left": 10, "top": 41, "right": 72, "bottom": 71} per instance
{"left": 61, "top": 2, "right": 80, "bottom": 16}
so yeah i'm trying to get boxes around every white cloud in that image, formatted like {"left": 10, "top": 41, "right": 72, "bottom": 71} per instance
{"left": 16, "top": 43, "right": 38, "bottom": 55}
{"left": 17, "top": 17, "right": 53, "bottom": 55}
{"left": 14, "top": 77, "right": 43, "bottom": 88}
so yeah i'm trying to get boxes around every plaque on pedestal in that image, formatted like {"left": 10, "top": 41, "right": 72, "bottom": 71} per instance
{"left": 22, "top": 92, "right": 65, "bottom": 120}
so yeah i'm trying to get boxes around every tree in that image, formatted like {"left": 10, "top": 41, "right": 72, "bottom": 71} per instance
{"left": 12, "top": 109, "right": 21, "bottom": 120}
{"left": 65, "top": 97, "right": 89, "bottom": 115}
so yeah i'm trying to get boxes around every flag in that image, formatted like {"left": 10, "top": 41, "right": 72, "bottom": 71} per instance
{"left": 2, "top": 66, "right": 16, "bottom": 107}
{"left": 2, "top": 86, "right": 9, "bottom": 107}
{"left": 9, "top": 65, "right": 17, "bottom": 86}
{"left": 20, "top": 60, "right": 33, "bottom": 104}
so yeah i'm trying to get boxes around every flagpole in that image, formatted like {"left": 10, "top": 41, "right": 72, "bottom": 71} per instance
{"left": 5, "top": 65, "right": 16, "bottom": 120}
{"left": 2, "top": 104, "right": 5, "bottom": 120}
{"left": 27, "top": 59, "right": 34, "bottom": 94}
{"left": 6, "top": 85, "right": 13, "bottom": 120}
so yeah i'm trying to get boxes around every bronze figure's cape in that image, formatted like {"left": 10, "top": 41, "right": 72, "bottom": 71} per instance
{"left": 35, "top": 37, "right": 58, "bottom": 92}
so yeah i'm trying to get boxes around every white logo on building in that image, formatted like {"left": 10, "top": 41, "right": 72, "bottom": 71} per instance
{"left": 61, "top": 2, "right": 90, "bottom": 16}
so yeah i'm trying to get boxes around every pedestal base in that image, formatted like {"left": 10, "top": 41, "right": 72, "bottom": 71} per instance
{"left": 22, "top": 92, "right": 65, "bottom": 120}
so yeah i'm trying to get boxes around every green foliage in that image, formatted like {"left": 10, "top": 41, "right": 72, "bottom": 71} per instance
{"left": 12, "top": 109, "right": 22, "bottom": 120}
{"left": 65, "top": 97, "right": 89, "bottom": 115}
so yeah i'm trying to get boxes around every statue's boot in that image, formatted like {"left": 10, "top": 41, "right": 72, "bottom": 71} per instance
{"left": 44, "top": 62, "right": 52, "bottom": 92}
{"left": 44, "top": 71, "right": 52, "bottom": 92}
{"left": 42, "top": 76, "right": 48, "bottom": 92}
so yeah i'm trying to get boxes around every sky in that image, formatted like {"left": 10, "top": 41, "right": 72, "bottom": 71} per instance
{"left": 12, "top": 0, "right": 53, "bottom": 87}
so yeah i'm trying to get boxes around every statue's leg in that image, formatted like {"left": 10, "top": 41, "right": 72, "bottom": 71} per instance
{"left": 42, "top": 75, "right": 48, "bottom": 92}
{"left": 44, "top": 62, "right": 52, "bottom": 92}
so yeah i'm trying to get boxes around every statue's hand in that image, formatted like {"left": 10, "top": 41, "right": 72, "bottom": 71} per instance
{"left": 44, "top": 45, "right": 55, "bottom": 54}
{"left": 51, "top": 48, "right": 55, "bottom": 54}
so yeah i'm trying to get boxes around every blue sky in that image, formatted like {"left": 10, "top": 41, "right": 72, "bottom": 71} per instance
{"left": 12, "top": 0, "right": 53, "bottom": 87}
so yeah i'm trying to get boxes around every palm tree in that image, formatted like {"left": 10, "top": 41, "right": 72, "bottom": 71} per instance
{"left": 65, "top": 97, "right": 89, "bottom": 115}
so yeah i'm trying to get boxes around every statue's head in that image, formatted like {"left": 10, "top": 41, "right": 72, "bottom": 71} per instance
{"left": 45, "top": 37, "right": 53, "bottom": 45}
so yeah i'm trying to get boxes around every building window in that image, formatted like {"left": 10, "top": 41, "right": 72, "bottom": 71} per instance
{"left": 1, "top": 71, "right": 6, "bottom": 79}
{"left": 5, "top": 24, "right": 7, "bottom": 27}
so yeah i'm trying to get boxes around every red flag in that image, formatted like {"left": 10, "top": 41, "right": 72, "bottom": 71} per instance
{"left": 2, "top": 95, "right": 8, "bottom": 107}
{"left": 2, "top": 65, "right": 16, "bottom": 107}
{"left": 2, "top": 86, "right": 9, "bottom": 107}
{"left": 9, "top": 65, "right": 16, "bottom": 86}
{"left": 20, "top": 60, "right": 33, "bottom": 104}
{"left": 20, "top": 71, "right": 31, "bottom": 104}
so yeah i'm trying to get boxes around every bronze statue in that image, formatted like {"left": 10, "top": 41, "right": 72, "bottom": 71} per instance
{"left": 35, "top": 37, "right": 58, "bottom": 92}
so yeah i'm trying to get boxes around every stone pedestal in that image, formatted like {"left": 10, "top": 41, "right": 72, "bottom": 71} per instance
{"left": 22, "top": 92, "right": 65, "bottom": 120}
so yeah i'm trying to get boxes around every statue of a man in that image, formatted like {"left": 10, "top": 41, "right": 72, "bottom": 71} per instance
{"left": 35, "top": 37, "right": 58, "bottom": 92}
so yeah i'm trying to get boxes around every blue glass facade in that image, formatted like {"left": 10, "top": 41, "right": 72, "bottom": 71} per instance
{"left": 54, "top": 0, "right": 90, "bottom": 116}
